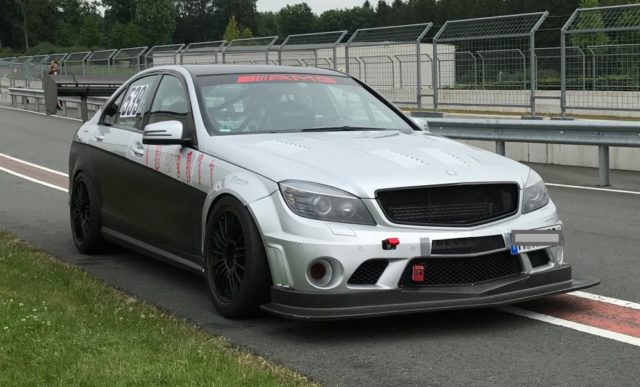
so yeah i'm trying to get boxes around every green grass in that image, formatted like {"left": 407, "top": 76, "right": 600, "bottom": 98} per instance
{"left": 0, "top": 232, "right": 316, "bottom": 387}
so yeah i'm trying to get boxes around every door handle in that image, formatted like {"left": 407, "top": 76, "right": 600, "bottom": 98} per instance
{"left": 132, "top": 142, "right": 145, "bottom": 157}
{"left": 94, "top": 134, "right": 104, "bottom": 142}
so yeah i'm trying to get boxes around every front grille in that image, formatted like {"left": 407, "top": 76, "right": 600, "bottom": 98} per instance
{"left": 431, "top": 235, "right": 505, "bottom": 255}
{"left": 348, "top": 259, "right": 389, "bottom": 285}
{"left": 398, "top": 251, "right": 522, "bottom": 287}
{"left": 377, "top": 184, "right": 519, "bottom": 226}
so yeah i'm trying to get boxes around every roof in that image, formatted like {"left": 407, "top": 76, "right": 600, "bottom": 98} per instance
{"left": 181, "top": 64, "right": 346, "bottom": 77}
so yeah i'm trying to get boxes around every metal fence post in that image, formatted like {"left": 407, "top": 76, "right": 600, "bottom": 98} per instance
{"left": 432, "top": 39, "right": 439, "bottom": 111}
{"left": 416, "top": 43, "right": 422, "bottom": 109}
{"left": 496, "top": 141, "right": 506, "bottom": 156}
{"left": 598, "top": 145, "right": 610, "bottom": 186}
{"left": 560, "top": 32, "right": 567, "bottom": 118}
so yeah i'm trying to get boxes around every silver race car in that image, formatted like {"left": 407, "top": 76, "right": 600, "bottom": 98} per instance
{"left": 68, "top": 65, "right": 598, "bottom": 320}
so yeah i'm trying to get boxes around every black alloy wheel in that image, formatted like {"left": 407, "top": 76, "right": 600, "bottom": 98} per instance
{"left": 209, "top": 210, "right": 246, "bottom": 304}
{"left": 70, "top": 173, "right": 106, "bottom": 254}
{"left": 205, "top": 196, "right": 271, "bottom": 318}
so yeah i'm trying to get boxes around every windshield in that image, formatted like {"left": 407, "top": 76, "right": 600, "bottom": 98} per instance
{"left": 195, "top": 73, "right": 415, "bottom": 135}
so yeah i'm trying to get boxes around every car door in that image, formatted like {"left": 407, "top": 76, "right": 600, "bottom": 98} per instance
{"left": 125, "top": 73, "right": 198, "bottom": 256}
{"left": 93, "top": 74, "right": 160, "bottom": 236}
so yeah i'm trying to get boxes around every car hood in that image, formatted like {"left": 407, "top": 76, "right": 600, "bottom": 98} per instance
{"left": 204, "top": 130, "right": 530, "bottom": 198}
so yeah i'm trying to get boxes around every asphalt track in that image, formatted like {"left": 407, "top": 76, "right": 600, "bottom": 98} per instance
{"left": 1, "top": 107, "right": 639, "bottom": 386}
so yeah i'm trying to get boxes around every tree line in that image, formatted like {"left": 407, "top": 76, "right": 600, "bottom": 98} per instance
{"left": 0, "top": 0, "right": 637, "bottom": 57}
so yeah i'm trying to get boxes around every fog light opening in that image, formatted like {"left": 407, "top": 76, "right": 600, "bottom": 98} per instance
{"left": 307, "top": 259, "right": 334, "bottom": 287}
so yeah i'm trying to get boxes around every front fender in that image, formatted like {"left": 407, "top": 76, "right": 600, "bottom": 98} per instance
{"left": 200, "top": 171, "right": 277, "bottom": 255}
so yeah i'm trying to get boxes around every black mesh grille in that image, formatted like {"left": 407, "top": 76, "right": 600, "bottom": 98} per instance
{"left": 431, "top": 235, "right": 505, "bottom": 255}
{"left": 398, "top": 251, "right": 522, "bottom": 287}
{"left": 377, "top": 184, "right": 519, "bottom": 226}
{"left": 528, "top": 249, "right": 550, "bottom": 267}
{"left": 348, "top": 260, "right": 389, "bottom": 285}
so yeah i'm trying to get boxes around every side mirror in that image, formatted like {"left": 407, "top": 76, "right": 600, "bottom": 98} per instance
{"left": 410, "top": 117, "right": 429, "bottom": 131}
{"left": 142, "top": 121, "right": 188, "bottom": 145}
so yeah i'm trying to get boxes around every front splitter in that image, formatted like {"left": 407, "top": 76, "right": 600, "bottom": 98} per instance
{"left": 261, "top": 265, "right": 600, "bottom": 321}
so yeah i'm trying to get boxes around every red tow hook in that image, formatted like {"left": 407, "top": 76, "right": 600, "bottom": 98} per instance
{"left": 382, "top": 237, "right": 400, "bottom": 250}
{"left": 412, "top": 264, "right": 425, "bottom": 282}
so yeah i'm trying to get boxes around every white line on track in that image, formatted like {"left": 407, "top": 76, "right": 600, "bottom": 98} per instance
{"left": 499, "top": 306, "right": 640, "bottom": 347}
{"left": 0, "top": 105, "right": 82, "bottom": 122}
{"left": 546, "top": 182, "right": 640, "bottom": 195}
{"left": 0, "top": 152, "right": 69, "bottom": 177}
{"left": 570, "top": 291, "right": 640, "bottom": 310}
{"left": 0, "top": 166, "right": 68, "bottom": 193}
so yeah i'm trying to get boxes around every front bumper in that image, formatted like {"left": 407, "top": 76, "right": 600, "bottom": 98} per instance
{"left": 261, "top": 264, "right": 599, "bottom": 320}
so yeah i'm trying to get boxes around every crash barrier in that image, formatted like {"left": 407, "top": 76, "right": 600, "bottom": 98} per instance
{"left": 419, "top": 115, "right": 640, "bottom": 186}
{"left": 42, "top": 74, "right": 126, "bottom": 121}
{"left": 8, "top": 87, "right": 109, "bottom": 120}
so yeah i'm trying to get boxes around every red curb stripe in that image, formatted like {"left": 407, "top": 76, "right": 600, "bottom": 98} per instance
{"left": 520, "top": 294, "right": 640, "bottom": 338}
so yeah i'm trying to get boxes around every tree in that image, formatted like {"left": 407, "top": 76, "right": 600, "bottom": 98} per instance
{"left": 223, "top": 15, "right": 241, "bottom": 41}
{"left": 278, "top": 3, "right": 317, "bottom": 37}
{"left": 135, "top": 0, "right": 176, "bottom": 46}
{"left": 174, "top": 0, "right": 216, "bottom": 42}
{"left": 79, "top": 14, "right": 103, "bottom": 48}
{"left": 109, "top": 22, "right": 143, "bottom": 48}
{"left": 256, "top": 11, "right": 279, "bottom": 36}
{"left": 14, "top": 0, "right": 30, "bottom": 51}
{"left": 375, "top": 0, "right": 392, "bottom": 26}
{"left": 212, "top": 0, "right": 258, "bottom": 41}
{"left": 102, "top": 0, "right": 137, "bottom": 24}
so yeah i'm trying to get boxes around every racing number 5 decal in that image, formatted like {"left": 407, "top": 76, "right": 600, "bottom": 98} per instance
{"left": 120, "top": 85, "right": 149, "bottom": 118}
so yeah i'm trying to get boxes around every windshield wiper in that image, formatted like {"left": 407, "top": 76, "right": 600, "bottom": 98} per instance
{"left": 301, "top": 126, "right": 390, "bottom": 132}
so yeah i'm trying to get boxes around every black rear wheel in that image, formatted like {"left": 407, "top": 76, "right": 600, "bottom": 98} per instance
{"left": 204, "top": 196, "right": 271, "bottom": 318}
{"left": 70, "top": 173, "right": 107, "bottom": 254}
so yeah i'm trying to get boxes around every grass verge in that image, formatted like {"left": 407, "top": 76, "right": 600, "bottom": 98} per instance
{"left": 0, "top": 231, "right": 315, "bottom": 387}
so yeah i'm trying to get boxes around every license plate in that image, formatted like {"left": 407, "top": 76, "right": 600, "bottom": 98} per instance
{"left": 510, "top": 226, "right": 562, "bottom": 255}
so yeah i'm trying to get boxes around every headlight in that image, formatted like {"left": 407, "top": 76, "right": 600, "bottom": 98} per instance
{"left": 279, "top": 180, "right": 376, "bottom": 225}
{"left": 522, "top": 169, "right": 549, "bottom": 214}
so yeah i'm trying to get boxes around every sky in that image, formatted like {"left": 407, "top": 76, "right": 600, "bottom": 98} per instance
{"left": 257, "top": 0, "right": 367, "bottom": 14}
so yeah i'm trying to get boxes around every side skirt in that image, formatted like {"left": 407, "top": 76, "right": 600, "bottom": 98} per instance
{"left": 102, "top": 227, "right": 205, "bottom": 275}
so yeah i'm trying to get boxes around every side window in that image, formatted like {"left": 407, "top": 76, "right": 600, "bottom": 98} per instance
{"left": 147, "top": 75, "right": 190, "bottom": 129}
{"left": 111, "top": 75, "right": 158, "bottom": 129}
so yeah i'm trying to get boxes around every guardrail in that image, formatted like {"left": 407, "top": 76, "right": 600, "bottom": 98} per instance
{"left": 420, "top": 116, "right": 640, "bottom": 186}
{"left": 8, "top": 88, "right": 108, "bottom": 120}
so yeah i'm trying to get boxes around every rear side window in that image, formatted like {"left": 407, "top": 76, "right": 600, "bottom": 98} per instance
{"left": 102, "top": 75, "right": 159, "bottom": 130}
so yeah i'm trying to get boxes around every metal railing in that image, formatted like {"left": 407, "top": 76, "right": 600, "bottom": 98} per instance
{"left": 419, "top": 116, "right": 640, "bottom": 186}
{"left": 8, "top": 88, "right": 108, "bottom": 119}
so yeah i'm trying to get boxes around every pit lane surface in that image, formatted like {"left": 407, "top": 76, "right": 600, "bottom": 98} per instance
{"left": 1, "top": 108, "right": 639, "bottom": 386}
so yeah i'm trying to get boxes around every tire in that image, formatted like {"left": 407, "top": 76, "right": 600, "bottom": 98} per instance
{"left": 69, "top": 173, "right": 107, "bottom": 254}
{"left": 204, "top": 196, "right": 271, "bottom": 318}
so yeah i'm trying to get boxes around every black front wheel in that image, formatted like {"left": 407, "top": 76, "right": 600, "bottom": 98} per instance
{"left": 204, "top": 196, "right": 271, "bottom": 318}
{"left": 70, "top": 173, "right": 107, "bottom": 254}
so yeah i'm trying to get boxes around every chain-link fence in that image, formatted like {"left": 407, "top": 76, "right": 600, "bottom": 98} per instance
{"left": 535, "top": 47, "right": 586, "bottom": 90}
{"left": 345, "top": 23, "right": 433, "bottom": 108}
{"left": 433, "top": 12, "right": 548, "bottom": 114}
{"left": 222, "top": 36, "right": 278, "bottom": 65}
{"left": 112, "top": 47, "right": 148, "bottom": 76}
{"left": 9, "top": 56, "right": 33, "bottom": 87}
{"left": 62, "top": 51, "right": 91, "bottom": 75}
{"left": 85, "top": 49, "right": 117, "bottom": 75}
{"left": 180, "top": 41, "right": 226, "bottom": 64}
{"left": 561, "top": 3, "right": 640, "bottom": 116}
{"left": 144, "top": 44, "right": 185, "bottom": 68}
{"left": 278, "top": 31, "right": 347, "bottom": 69}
